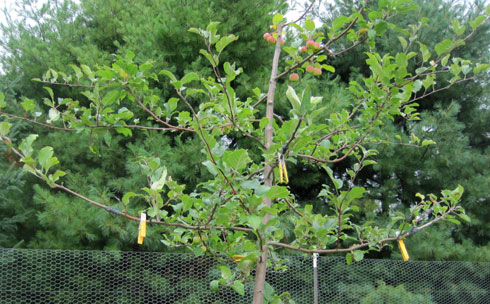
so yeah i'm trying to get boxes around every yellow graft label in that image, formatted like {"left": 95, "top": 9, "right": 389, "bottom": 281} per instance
{"left": 279, "top": 161, "right": 284, "bottom": 184}
{"left": 398, "top": 239, "right": 409, "bottom": 262}
{"left": 282, "top": 162, "right": 289, "bottom": 184}
{"left": 232, "top": 254, "right": 246, "bottom": 262}
{"left": 278, "top": 154, "right": 289, "bottom": 184}
{"left": 137, "top": 213, "right": 147, "bottom": 245}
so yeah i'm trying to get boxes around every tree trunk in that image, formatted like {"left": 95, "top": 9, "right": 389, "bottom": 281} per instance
{"left": 252, "top": 27, "right": 282, "bottom": 304}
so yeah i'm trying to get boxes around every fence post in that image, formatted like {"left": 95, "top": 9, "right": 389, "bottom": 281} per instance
{"left": 313, "top": 253, "right": 319, "bottom": 304}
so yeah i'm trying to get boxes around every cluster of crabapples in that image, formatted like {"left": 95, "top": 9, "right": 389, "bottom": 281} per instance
{"left": 301, "top": 39, "right": 322, "bottom": 52}
{"left": 289, "top": 39, "right": 324, "bottom": 81}
{"left": 263, "top": 32, "right": 284, "bottom": 45}
{"left": 263, "top": 29, "right": 324, "bottom": 82}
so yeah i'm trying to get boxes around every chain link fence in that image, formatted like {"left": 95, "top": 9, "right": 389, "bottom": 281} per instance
{"left": 1, "top": 248, "right": 489, "bottom": 303}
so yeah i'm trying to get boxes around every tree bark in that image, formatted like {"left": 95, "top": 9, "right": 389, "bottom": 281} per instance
{"left": 252, "top": 27, "right": 282, "bottom": 304}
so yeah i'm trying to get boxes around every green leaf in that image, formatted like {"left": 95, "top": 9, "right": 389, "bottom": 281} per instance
{"left": 210, "top": 280, "right": 220, "bottom": 291}
{"left": 203, "top": 160, "right": 218, "bottom": 176}
{"left": 346, "top": 253, "right": 352, "bottom": 265}
{"left": 181, "top": 72, "right": 199, "bottom": 85}
{"left": 418, "top": 43, "right": 431, "bottom": 62}
{"left": 324, "top": 166, "right": 343, "bottom": 189}
{"left": 237, "top": 255, "right": 257, "bottom": 276}
{"left": 469, "top": 15, "right": 486, "bottom": 29}
{"left": 286, "top": 86, "right": 301, "bottom": 112}
{"left": 122, "top": 192, "right": 136, "bottom": 206}
{"left": 216, "top": 35, "right": 238, "bottom": 53}
{"left": 0, "top": 92, "right": 5, "bottom": 108}
{"left": 457, "top": 213, "right": 471, "bottom": 223}
{"left": 441, "top": 54, "right": 451, "bottom": 66}
{"left": 49, "top": 170, "right": 66, "bottom": 182}
{"left": 421, "top": 139, "right": 436, "bottom": 146}
{"left": 362, "top": 160, "right": 377, "bottom": 166}
{"left": 222, "top": 149, "right": 251, "bottom": 171}
{"left": 159, "top": 69, "right": 177, "bottom": 82}
{"left": 151, "top": 167, "right": 167, "bottom": 190}
{"left": 48, "top": 108, "right": 60, "bottom": 122}
{"left": 398, "top": 36, "right": 408, "bottom": 50}
{"left": 272, "top": 13, "right": 283, "bottom": 25}
{"left": 305, "top": 19, "right": 315, "bottom": 31}
{"left": 374, "top": 21, "right": 388, "bottom": 35}
{"left": 38, "top": 146, "right": 54, "bottom": 168}
{"left": 70, "top": 64, "right": 83, "bottom": 80}
{"left": 435, "top": 39, "right": 457, "bottom": 56}
{"left": 266, "top": 185, "right": 289, "bottom": 199}
{"left": 316, "top": 55, "right": 327, "bottom": 63}
{"left": 264, "top": 282, "right": 276, "bottom": 300}
{"left": 412, "top": 79, "right": 422, "bottom": 93}
{"left": 451, "top": 20, "right": 466, "bottom": 36}
{"left": 102, "top": 90, "right": 120, "bottom": 106}
{"left": 347, "top": 187, "right": 367, "bottom": 201}
{"left": 115, "top": 128, "right": 132, "bottom": 137}
{"left": 259, "top": 117, "right": 269, "bottom": 129}
{"left": 19, "top": 134, "right": 38, "bottom": 157}
{"left": 96, "top": 69, "right": 115, "bottom": 80}
{"left": 323, "top": 65, "right": 335, "bottom": 73}
{"left": 473, "top": 63, "right": 490, "bottom": 74}
{"left": 81, "top": 64, "right": 95, "bottom": 78}
{"left": 199, "top": 49, "right": 217, "bottom": 67}
{"left": 247, "top": 215, "right": 262, "bottom": 230}
{"left": 240, "top": 180, "right": 270, "bottom": 196}
{"left": 218, "top": 265, "right": 232, "bottom": 281}
{"left": 0, "top": 121, "right": 11, "bottom": 136}
{"left": 301, "top": 86, "right": 311, "bottom": 112}
{"left": 445, "top": 218, "right": 461, "bottom": 225}
{"left": 232, "top": 280, "right": 245, "bottom": 296}
{"left": 206, "top": 21, "right": 220, "bottom": 34}
{"left": 21, "top": 98, "right": 35, "bottom": 112}
{"left": 188, "top": 27, "right": 201, "bottom": 35}
{"left": 353, "top": 250, "right": 364, "bottom": 262}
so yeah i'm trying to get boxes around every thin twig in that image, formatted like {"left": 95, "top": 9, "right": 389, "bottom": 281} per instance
{"left": 286, "top": 0, "right": 316, "bottom": 25}
{"left": 285, "top": 198, "right": 312, "bottom": 225}
{"left": 127, "top": 87, "right": 195, "bottom": 132}
{"left": 0, "top": 111, "right": 75, "bottom": 131}
{"left": 402, "top": 77, "right": 475, "bottom": 106}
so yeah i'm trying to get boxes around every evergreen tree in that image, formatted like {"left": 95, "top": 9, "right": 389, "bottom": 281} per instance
{"left": 0, "top": 0, "right": 284, "bottom": 250}
{"left": 318, "top": 0, "right": 490, "bottom": 260}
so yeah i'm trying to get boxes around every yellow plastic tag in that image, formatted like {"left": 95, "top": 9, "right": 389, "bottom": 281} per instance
{"left": 137, "top": 213, "right": 147, "bottom": 245}
{"left": 279, "top": 161, "right": 284, "bottom": 184}
{"left": 398, "top": 239, "right": 409, "bottom": 262}
{"left": 232, "top": 254, "right": 246, "bottom": 262}
{"left": 282, "top": 162, "right": 289, "bottom": 184}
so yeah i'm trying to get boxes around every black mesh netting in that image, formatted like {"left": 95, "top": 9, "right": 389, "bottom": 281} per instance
{"left": 0, "top": 248, "right": 489, "bottom": 303}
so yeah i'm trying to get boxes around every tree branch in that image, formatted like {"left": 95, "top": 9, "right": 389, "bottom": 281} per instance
{"left": 267, "top": 205, "right": 456, "bottom": 254}
{"left": 0, "top": 111, "right": 75, "bottom": 131}
{"left": 286, "top": 0, "right": 316, "bottom": 26}
{"left": 127, "top": 87, "right": 195, "bottom": 132}
{"left": 285, "top": 198, "right": 312, "bottom": 225}
{"left": 402, "top": 77, "right": 475, "bottom": 106}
